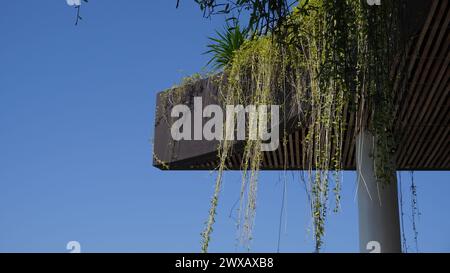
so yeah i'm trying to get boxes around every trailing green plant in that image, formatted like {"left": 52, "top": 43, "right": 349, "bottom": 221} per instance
{"left": 410, "top": 171, "right": 420, "bottom": 252}
{"left": 398, "top": 172, "right": 408, "bottom": 252}
{"left": 196, "top": 0, "right": 404, "bottom": 252}
{"left": 357, "top": 0, "right": 402, "bottom": 186}
{"left": 398, "top": 171, "right": 421, "bottom": 253}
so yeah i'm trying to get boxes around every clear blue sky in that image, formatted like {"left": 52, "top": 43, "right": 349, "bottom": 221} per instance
{"left": 0, "top": 1, "right": 448, "bottom": 253}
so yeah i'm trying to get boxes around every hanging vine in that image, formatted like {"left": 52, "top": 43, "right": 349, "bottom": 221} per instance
{"left": 398, "top": 172, "right": 408, "bottom": 252}
{"left": 410, "top": 170, "right": 420, "bottom": 252}
{"left": 197, "top": 0, "right": 404, "bottom": 252}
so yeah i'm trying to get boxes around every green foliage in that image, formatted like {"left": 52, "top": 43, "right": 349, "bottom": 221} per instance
{"left": 180, "top": 72, "right": 206, "bottom": 85}
{"left": 185, "top": 0, "right": 299, "bottom": 35}
{"left": 194, "top": 0, "right": 404, "bottom": 252}
{"left": 410, "top": 171, "right": 420, "bottom": 252}
{"left": 205, "top": 23, "right": 248, "bottom": 70}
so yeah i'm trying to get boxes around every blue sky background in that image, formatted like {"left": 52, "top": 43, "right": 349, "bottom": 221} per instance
{"left": 0, "top": 0, "right": 448, "bottom": 253}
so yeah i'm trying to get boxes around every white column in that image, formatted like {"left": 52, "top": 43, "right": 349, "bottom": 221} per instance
{"left": 356, "top": 130, "right": 401, "bottom": 253}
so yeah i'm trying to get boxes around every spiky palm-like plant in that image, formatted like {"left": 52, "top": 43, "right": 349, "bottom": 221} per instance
{"left": 205, "top": 23, "right": 248, "bottom": 70}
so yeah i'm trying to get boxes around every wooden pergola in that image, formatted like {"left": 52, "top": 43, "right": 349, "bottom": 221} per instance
{"left": 153, "top": 0, "right": 449, "bottom": 252}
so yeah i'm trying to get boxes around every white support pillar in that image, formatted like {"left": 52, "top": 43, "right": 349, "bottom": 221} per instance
{"left": 356, "top": 130, "right": 401, "bottom": 253}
